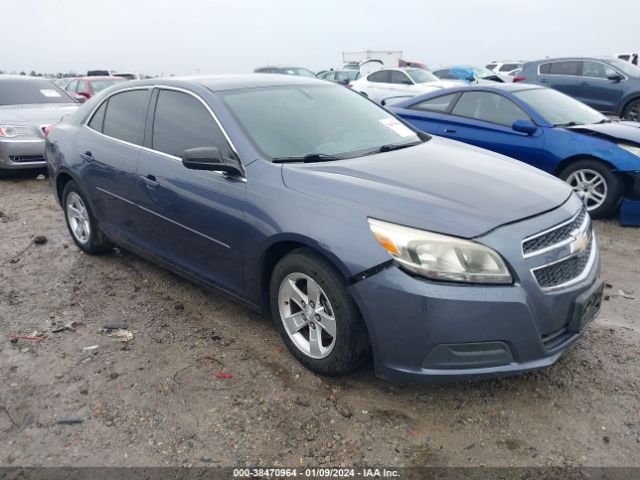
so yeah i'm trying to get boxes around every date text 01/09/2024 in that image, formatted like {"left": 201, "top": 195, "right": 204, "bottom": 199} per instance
{"left": 232, "top": 468, "right": 400, "bottom": 477}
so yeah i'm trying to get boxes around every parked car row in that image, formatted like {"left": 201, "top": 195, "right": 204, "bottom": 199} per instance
{"left": 43, "top": 74, "right": 603, "bottom": 383}
{"left": 349, "top": 67, "right": 461, "bottom": 103}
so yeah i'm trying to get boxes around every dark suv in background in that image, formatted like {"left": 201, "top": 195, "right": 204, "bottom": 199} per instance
{"left": 516, "top": 57, "right": 640, "bottom": 121}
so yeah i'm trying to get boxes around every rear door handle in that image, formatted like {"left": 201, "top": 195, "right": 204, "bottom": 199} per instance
{"left": 443, "top": 128, "right": 457, "bottom": 134}
{"left": 141, "top": 174, "right": 159, "bottom": 189}
{"left": 80, "top": 151, "right": 94, "bottom": 162}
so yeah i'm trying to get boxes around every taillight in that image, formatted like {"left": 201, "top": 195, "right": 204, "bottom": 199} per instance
{"left": 512, "top": 75, "right": 526, "bottom": 83}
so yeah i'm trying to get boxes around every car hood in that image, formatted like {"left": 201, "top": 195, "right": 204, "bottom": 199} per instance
{"left": 567, "top": 121, "right": 640, "bottom": 145}
{"left": 282, "top": 137, "right": 572, "bottom": 238}
{"left": 0, "top": 103, "right": 79, "bottom": 136}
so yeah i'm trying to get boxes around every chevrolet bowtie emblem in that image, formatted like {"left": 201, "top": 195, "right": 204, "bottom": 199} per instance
{"left": 570, "top": 230, "right": 591, "bottom": 255}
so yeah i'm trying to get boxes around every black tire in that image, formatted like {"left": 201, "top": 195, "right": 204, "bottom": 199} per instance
{"left": 62, "top": 180, "right": 113, "bottom": 254}
{"left": 622, "top": 99, "right": 640, "bottom": 122}
{"left": 269, "top": 248, "right": 370, "bottom": 376}
{"left": 558, "top": 159, "right": 623, "bottom": 219}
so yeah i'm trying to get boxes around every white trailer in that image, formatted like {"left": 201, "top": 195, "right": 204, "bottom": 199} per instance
{"left": 342, "top": 50, "right": 403, "bottom": 68}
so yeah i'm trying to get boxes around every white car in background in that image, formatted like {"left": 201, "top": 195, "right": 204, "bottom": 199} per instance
{"left": 349, "top": 68, "right": 462, "bottom": 103}
{"left": 615, "top": 52, "right": 639, "bottom": 66}
{"left": 485, "top": 61, "right": 524, "bottom": 76}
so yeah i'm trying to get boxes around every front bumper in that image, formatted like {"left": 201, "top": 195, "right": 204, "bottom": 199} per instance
{"left": 0, "top": 138, "right": 47, "bottom": 170}
{"left": 349, "top": 196, "right": 601, "bottom": 383}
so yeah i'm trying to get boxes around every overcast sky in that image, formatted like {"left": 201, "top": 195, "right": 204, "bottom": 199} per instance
{"left": 3, "top": 0, "right": 638, "bottom": 76}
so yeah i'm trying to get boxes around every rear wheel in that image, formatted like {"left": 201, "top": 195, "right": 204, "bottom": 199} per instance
{"left": 270, "top": 248, "right": 369, "bottom": 376}
{"left": 622, "top": 99, "right": 640, "bottom": 122}
{"left": 63, "top": 180, "right": 113, "bottom": 254}
{"left": 559, "top": 159, "right": 622, "bottom": 218}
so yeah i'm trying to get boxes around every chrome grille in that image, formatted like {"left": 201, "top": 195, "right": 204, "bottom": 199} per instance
{"left": 522, "top": 209, "right": 587, "bottom": 256}
{"left": 533, "top": 241, "right": 592, "bottom": 289}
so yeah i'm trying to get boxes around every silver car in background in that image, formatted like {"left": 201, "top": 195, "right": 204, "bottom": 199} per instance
{"left": 0, "top": 76, "right": 78, "bottom": 174}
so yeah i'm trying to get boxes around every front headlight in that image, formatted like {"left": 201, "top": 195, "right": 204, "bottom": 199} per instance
{"left": 619, "top": 143, "right": 640, "bottom": 157}
{"left": 0, "top": 124, "right": 38, "bottom": 138}
{"left": 368, "top": 218, "right": 513, "bottom": 284}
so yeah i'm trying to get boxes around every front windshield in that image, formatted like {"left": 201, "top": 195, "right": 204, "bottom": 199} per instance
{"left": 282, "top": 68, "right": 316, "bottom": 78}
{"left": 0, "top": 79, "right": 75, "bottom": 106}
{"left": 222, "top": 85, "right": 421, "bottom": 160}
{"left": 514, "top": 88, "right": 607, "bottom": 126}
{"left": 607, "top": 58, "right": 640, "bottom": 78}
{"left": 405, "top": 69, "right": 440, "bottom": 84}
{"left": 89, "top": 78, "right": 125, "bottom": 93}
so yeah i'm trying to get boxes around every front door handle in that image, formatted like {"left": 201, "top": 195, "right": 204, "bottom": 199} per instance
{"left": 80, "top": 151, "right": 94, "bottom": 162}
{"left": 443, "top": 128, "right": 457, "bottom": 134}
{"left": 540, "top": 78, "right": 549, "bottom": 83}
{"left": 141, "top": 174, "right": 159, "bottom": 189}
{"left": 578, "top": 81, "right": 589, "bottom": 86}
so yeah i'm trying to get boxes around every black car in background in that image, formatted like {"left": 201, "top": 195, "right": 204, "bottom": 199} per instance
{"left": 515, "top": 57, "right": 640, "bottom": 120}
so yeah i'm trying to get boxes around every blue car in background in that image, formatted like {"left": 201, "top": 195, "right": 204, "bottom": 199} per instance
{"left": 515, "top": 57, "right": 640, "bottom": 121}
{"left": 390, "top": 83, "right": 640, "bottom": 218}
{"left": 433, "top": 65, "right": 505, "bottom": 84}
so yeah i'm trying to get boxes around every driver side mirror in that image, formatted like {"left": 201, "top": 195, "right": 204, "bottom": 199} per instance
{"left": 606, "top": 71, "right": 623, "bottom": 82}
{"left": 512, "top": 119, "right": 538, "bottom": 135}
{"left": 74, "top": 95, "right": 87, "bottom": 104}
{"left": 182, "top": 147, "right": 244, "bottom": 177}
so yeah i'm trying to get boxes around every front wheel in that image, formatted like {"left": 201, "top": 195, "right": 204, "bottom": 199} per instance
{"left": 270, "top": 248, "right": 370, "bottom": 376}
{"left": 622, "top": 99, "right": 640, "bottom": 122}
{"left": 559, "top": 159, "right": 623, "bottom": 218}
{"left": 63, "top": 180, "right": 114, "bottom": 254}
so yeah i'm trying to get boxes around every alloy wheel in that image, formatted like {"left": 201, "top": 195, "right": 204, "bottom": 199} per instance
{"left": 624, "top": 102, "right": 640, "bottom": 122}
{"left": 566, "top": 168, "right": 607, "bottom": 212}
{"left": 66, "top": 192, "right": 91, "bottom": 244}
{"left": 277, "top": 273, "right": 337, "bottom": 359}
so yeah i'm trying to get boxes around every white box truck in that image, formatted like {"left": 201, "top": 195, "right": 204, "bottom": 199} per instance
{"left": 342, "top": 50, "right": 403, "bottom": 68}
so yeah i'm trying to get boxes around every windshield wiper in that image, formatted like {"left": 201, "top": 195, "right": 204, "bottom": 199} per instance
{"left": 363, "top": 140, "right": 423, "bottom": 156}
{"left": 554, "top": 121, "right": 585, "bottom": 127}
{"left": 272, "top": 153, "right": 343, "bottom": 164}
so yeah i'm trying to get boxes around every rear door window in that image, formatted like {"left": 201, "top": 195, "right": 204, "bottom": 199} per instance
{"left": 390, "top": 71, "right": 412, "bottom": 85}
{"left": 547, "top": 61, "right": 580, "bottom": 76}
{"left": 102, "top": 89, "right": 150, "bottom": 145}
{"left": 151, "top": 89, "right": 233, "bottom": 158}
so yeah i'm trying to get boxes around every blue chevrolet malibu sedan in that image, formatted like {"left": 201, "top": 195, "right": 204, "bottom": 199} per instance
{"left": 46, "top": 75, "right": 602, "bottom": 382}
{"left": 390, "top": 83, "right": 640, "bottom": 218}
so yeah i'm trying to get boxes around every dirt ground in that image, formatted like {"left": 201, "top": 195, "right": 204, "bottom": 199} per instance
{"left": 1, "top": 172, "right": 639, "bottom": 468}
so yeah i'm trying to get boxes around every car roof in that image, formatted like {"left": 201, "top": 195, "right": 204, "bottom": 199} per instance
{"left": 119, "top": 74, "right": 327, "bottom": 92}
{"left": 527, "top": 56, "right": 617, "bottom": 64}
